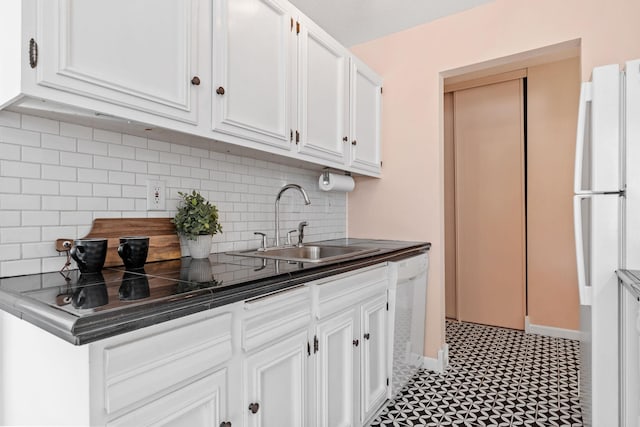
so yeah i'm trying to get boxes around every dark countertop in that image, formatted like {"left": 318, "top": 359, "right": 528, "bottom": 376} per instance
{"left": 617, "top": 269, "right": 640, "bottom": 299}
{"left": 0, "top": 238, "right": 430, "bottom": 345}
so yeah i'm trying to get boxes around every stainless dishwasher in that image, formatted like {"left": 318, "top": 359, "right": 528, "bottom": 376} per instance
{"left": 388, "top": 253, "right": 429, "bottom": 398}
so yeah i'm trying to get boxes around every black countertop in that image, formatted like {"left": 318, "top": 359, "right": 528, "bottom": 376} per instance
{"left": 617, "top": 269, "right": 640, "bottom": 299}
{"left": 0, "top": 239, "right": 430, "bottom": 345}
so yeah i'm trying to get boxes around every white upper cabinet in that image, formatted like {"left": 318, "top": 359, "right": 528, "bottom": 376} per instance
{"left": 296, "top": 16, "right": 350, "bottom": 164}
{"left": 0, "top": 0, "right": 382, "bottom": 176}
{"left": 212, "top": 0, "right": 294, "bottom": 150}
{"left": 37, "top": 0, "right": 201, "bottom": 123}
{"left": 350, "top": 57, "right": 383, "bottom": 174}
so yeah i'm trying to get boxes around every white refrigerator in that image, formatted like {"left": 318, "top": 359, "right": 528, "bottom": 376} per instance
{"left": 574, "top": 59, "right": 640, "bottom": 426}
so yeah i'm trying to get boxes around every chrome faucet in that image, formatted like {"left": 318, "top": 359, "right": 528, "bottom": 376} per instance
{"left": 275, "top": 184, "right": 310, "bottom": 247}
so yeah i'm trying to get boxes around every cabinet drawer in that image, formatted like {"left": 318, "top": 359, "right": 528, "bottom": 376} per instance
{"left": 317, "top": 265, "right": 389, "bottom": 319}
{"left": 103, "top": 312, "right": 232, "bottom": 415}
{"left": 242, "top": 285, "right": 311, "bottom": 352}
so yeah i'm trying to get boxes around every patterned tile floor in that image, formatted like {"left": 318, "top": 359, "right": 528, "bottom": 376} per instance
{"left": 370, "top": 321, "right": 583, "bottom": 426}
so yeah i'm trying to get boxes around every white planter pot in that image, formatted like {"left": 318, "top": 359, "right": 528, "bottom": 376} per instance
{"left": 186, "top": 234, "right": 213, "bottom": 259}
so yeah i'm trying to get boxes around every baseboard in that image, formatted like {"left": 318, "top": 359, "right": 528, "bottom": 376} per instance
{"left": 524, "top": 316, "right": 581, "bottom": 340}
{"left": 423, "top": 343, "right": 449, "bottom": 373}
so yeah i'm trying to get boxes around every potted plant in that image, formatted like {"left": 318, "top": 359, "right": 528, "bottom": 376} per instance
{"left": 172, "top": 190, "right": 223, "bottom": 259}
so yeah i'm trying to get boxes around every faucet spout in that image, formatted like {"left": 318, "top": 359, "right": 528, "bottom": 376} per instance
{"left": 275, "top": 184, "right": 310, "bottom": 247}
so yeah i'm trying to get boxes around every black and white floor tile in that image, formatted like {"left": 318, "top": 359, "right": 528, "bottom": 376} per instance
{"left": 370, "top": 321, "right": 582, "bottom": 427}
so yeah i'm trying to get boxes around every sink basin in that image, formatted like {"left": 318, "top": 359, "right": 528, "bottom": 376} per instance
{"left": 228, "top": 245, "right": 378, "bottom": 263}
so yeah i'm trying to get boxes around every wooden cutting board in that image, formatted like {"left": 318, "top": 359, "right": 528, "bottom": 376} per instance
{"left": 56, "top": 218, "right": 181, "bottom": 267}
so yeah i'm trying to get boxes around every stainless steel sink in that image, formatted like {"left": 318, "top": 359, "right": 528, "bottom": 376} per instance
{"left": 228, "top": 245, "right": 378, "bottom": 263}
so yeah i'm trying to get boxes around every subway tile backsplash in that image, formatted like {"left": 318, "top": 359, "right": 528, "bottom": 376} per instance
{"left": 0, "top": 111, "right": 346, "bottom": 277}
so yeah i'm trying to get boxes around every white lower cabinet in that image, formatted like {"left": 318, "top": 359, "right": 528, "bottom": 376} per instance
{"left": 314, "top": 307, "right": 358, "bottom": 427}
{"left": 244, "top": 329, "right": 309, "bottom": 427}
{"left": 360, "top": 293, "right": 388, "bottom": 422}
{"left": 107, "top": 369, "right": 228, "bottom": 427}
{"left": 0, "top": 264, "right": 394, "bottom": 427}
{"left": 313, "top": 265, "right": 391, "bottom": 426}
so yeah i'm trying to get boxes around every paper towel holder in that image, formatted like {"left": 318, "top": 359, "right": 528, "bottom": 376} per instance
{"left": 321, "top": 168, "right": 351, "bottom": 185}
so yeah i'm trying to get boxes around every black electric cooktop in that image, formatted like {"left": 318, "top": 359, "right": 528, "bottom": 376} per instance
{"left": 0, "top": 254, "right": 307, "bottom": 317}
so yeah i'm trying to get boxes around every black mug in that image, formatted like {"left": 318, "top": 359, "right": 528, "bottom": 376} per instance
{"left": 72, "top": 273, "right": 108, "bottom": 309}
{"left": 117, "top": 236, "right": 149, "bottom": 269}
{"left": 119, "top": 269, "right": 150, "bottom": 301}
{"left": 70, "top": 238, "right": 108, "bottom": 273}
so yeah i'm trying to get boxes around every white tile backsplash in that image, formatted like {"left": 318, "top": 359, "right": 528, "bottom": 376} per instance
{"left": 0, "top": 112, "right": 346, "bottom": 276}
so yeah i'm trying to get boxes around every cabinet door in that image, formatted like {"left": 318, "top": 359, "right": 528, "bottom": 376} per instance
{"left": 244, "top": 330, "right": 308, "bottom": 427}
{"left": 360, "top": 293, "right": 388, "bottom": 423}
{"left": 37, "top": 0, "right": 201, "bottom": 123}
{"left": 349, "top": 57, "right": 382, "bottom": 175}
{"left": 296, "top": 17, "right": 349, "bottom": 164}
{"left": 213, "top": 0, "right": 294, "bottom": 150}
{"left": 106, "top": 369, "right": 228, "bottom": 427}
{"left": 315, "top": 308, "right": 358, "bottom": 427}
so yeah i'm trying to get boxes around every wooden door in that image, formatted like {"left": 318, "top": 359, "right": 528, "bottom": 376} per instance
{"left": 454, "top": 79, "right": 525, "bottom": 330}
{"left": 444, "top": 92, "right": 457, "bottom": 319}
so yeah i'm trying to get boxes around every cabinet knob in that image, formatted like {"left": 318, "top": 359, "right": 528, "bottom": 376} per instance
{"left": 342, "top": 136, "right": 348, "bottom": 142}
{"left": 248, "top": 402, "right": 260, "bottom": 414}
{"left": 351, "top": 140, "right": 357, "bottom": 146}
{"left": 364, "top": 333, "right": 370, "bottom": 340}
{"left": 216, "top": 86, "right": 226, "bottom": 95}
{"left": 191, "top": 76, "right": 201, "bottom": 86}
{"left": 219, "top": 422, "right": 232, "bottom": 427}
{"left": 353, "top": 339, "right": 359, "bottom": 347}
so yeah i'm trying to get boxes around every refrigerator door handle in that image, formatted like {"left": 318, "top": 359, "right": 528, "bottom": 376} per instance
{"left": 573, "top": 194, "right": 593, "bottom": 306}
{"left": 574, "top": 82, "right": 593, "bottom": 194}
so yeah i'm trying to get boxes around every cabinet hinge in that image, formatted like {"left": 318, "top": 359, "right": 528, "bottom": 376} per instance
{"left": 29, "top": 38, "right": 38, "bottom": 68}
{"left": 380, "top": 86, "right": 383, "bottom": 94}
{"left": 313, "top": 335, "right": 319, "bottom": 353}
{"left": 307, "top": 341, "right": 311, "bottom": 356}
{"left": 386, "top": 302, "right": 389, "bottom": 311}
{"left": 380, "top": 161, "right": 383, "bottom": 168}
{"left": 295, "top": 130, "right": 300, "bottom": 144}
{"left": 386, "top": 378, "right": 389, "bottom": 386}
{"left": 296, "top": 21, "right": 300, "bottom": 35}
{"left": 291, "top": 17, "right": 294, "bottom": 31}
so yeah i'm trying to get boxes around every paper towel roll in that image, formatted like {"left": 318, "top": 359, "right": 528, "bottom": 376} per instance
{"left": 318, "top": 173, "right": 355, "bottom": 192}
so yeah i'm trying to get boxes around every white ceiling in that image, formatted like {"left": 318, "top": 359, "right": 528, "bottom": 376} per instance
{"left": 288, "top": 0, "right": 496, "bottom": 47}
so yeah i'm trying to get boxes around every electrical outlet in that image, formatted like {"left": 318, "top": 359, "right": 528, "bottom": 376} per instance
{"left": 146, "top": 180, "right": 165, "bottom": 210}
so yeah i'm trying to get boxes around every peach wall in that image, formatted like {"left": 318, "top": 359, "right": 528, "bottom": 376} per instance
{"left": 527, "top": 57, "right": 581, "bottom": 330}
{"left": 348, "top": 0, "right": 640, "bottom": 358}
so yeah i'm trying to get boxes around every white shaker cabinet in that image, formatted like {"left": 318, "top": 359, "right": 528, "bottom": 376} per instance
{"left": 243, "top": 330, "right": 309, "bottom": 427}
{"left": 360, "top": 293, "right": 389, "bottom": 422}
{"left": 241, "top": 285, "right": 312, "bottom": 427}
{"left": 314, "top": 307, "right": 358, "bottom": 427}
{"left": 212, "top": 0, "right": 294, "bottom": 150}
{"left": 36, "top": 0, "right": 202, "bottom": 123}
{"left": 295, "top": 15, "right": 350, "bottom": 164}
{"left": 313, "top": 265, "right": 391, "bottom": 426}
{"left": 349, "top": 57, "right": 383, "bottom": 174}
{"left": 106, "top": 369, "right": 228, "bottom": 427}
